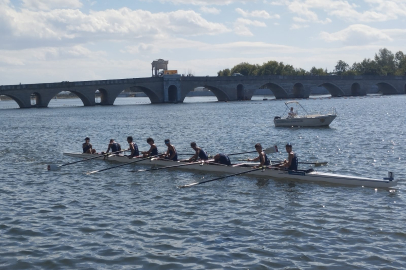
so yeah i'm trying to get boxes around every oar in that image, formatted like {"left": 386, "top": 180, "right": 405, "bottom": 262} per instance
{"left": 130, "top": 160, "right": 207, "bottom": 173}
{"left": 270, "top": 160, "right": 328, "bottom": 167}
{"left": 237, "top": 159, "right": 327, "bottom": 167}
{"left": 47, "top": 150, "right": 127, "bottom": 171}
{"left": 177, "top": 146, "right": 278, "bottom": 157}
{"left": 86, "top": 154, "right": 159, "bottom": 175}
{"left": 178, "top": 167, "right": 266, "bottom": 188}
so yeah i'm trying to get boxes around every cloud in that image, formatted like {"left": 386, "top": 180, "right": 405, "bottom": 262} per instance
{"left": 200, "top": 6, "right": 221, "bottom": 14}
{"left": 234, "top": 18, "right": 267, "bottom": 36}
{"left": 157, "top": 0, "right": 251, "bottom": 5}
{"left": 320, "top": 24, "right": 393, "bottom": 45}
{"left": 235, "top": 8, "right": 280, "bottom": 19}
{"left": 21, "top": 0, "right": 83, "bottom": 10}
{"left": 0, "top": 2, "right": 230, "bottom": 50}
{"left": 278, "top": 0, "right": 406, "bottom": 23}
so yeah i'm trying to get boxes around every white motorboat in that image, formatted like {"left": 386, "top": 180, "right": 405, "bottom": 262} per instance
{"left": 274, "top": 101, "right": 337, "bottom": 127}
{"left": 58, "top": 153, "right": 398, "bottom": 188}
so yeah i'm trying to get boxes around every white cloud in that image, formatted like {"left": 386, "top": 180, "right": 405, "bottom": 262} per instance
{"left": 158, "top": 0, "right": 251, "bottom": 5}
{"left": 0, "top": 3, "right": 230, "bottom": 50}
{"left": 320, "top": 24, "right": 393, "bottom": 45}
{"left": 235, "top": 8, "right": 280, "bottom": 19}
{"left": 200, "top": 6, "right": 221, "bottom": 14}
{"left": 22, "top": 0, "right": 83, "bottom": 10}
{"left": 234, "top": 18, "right": 267, "bottom": 36}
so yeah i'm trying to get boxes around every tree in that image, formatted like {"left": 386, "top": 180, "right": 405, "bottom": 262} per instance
{"left": 230, "top": 62, "right": 259, "bottom": 76}
{"left": 334, "top": 60, "right": 349, "bottom": 75}
{"left": 374, "top": 48, "right": 395, "bottom": 75}
{"left": 310, "top": 67, "right": 327, "bottom": 76}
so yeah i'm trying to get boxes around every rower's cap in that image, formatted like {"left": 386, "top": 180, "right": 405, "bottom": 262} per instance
{"left": 286, "top": 143, "right": 292, "bottom": 147}
{"left": 164, "top": 139, "right": 170, "bottom": 143}
{"left": 85, "top": 137, "right": 90, "bottom": 141}
{"left": 110, "top": 139, "right": 114, "bottom": 142}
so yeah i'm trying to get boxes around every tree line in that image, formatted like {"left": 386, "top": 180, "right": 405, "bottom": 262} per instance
{"left": 217, "top": 48, "right": 406, "bottom": 77}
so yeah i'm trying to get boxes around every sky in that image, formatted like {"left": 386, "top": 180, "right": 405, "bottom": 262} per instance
{"left": 1, "top": 0, "right": 405, "bottom": 84}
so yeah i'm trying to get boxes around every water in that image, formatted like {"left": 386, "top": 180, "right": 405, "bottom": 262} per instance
{"left": 1, "top": 96, "right": 405, "bottom": 269}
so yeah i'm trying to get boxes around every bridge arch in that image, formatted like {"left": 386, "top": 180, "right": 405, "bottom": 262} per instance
{"left": 30, "top": 92, "right": 41, "bottom": 107}
{"left": 293, "top": 83, "right": 305, "bottom": 98}
{"left": 130, "top": 86, "right": 161, "bottom": 103}
{"left": 319, "top": 83, "right": 345, "bottom": 97}
{"left": 351, "top": 83, "right": 362, "bottom": 96}
{"left": 377, "top": 82, "right": 398, "bottom": 95}
{"left": 0, "top": 94, "right": 26, "bottom": 108}
{"left": 237, "top": 84, "right": 245, "bottom": 100}
{"left": 259, "top": 82, "right": 289, "bottom": 99}
{"left": 97, "top": 88, "right": 109, "bottom": 105}
{"left": 45, "top": 90, "right": 92, "bottom": 107}
{"left": 180, "top": 84, "right": 229, "bottom": 102}
{"left": 168, "top": 85, "right": 178, "bottom": 103}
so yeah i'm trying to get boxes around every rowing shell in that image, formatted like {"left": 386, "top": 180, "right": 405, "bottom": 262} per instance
{"left": 63, "top": 153, "right": 399, "bottom": 188}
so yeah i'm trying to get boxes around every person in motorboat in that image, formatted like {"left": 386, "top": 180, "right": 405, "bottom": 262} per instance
{"left": 105, "top": 139, "right": 121, "bottom": 155}
{"left": 83, "top": 137, "right": 96, "bottom": 154}
{"left": 248, "top": 143, "right": 270, "bottom": 168}
{"left": 288, "top": 107, "right": 297, "bottom": 118}
{"left": 141, "top": 137, "right": 158, "bottom": 158}
{"left": 213, "top": 153, "right": 231, "bottom": 166}
{"left": 127, "top": 136, "right": 140, "bottom": 159}
{"left": 278, "top": 143, "right": 298, "bottom": 170}
{"left": 188, "top": 142, "right": 209, "bottom": 162}
{"left": 162, "top": 139, "right": 178, "bottom": 161}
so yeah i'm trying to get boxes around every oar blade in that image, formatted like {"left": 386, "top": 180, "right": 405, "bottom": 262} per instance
{"left": 47, "top": 164, "right": 61, "bottom": 171}
{"left": 264, "top": 145, "right": 278, "bottom": 154}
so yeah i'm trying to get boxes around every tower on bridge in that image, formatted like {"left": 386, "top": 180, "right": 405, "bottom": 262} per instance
{"left": 151, "top": 59, "right": 168, "bottom": 77}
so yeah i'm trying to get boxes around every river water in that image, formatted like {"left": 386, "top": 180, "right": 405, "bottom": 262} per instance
{"left": 1, "top": 95, "right": 405, "bottom": 269}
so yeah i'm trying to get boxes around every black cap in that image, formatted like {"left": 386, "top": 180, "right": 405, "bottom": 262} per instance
{"left": 286, "top": 143, "right": 292, "bottom": 147}
{"left": 85, "top": 137, "right": 90, "bottom": 141}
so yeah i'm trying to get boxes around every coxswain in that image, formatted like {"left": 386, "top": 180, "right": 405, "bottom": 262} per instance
{"left": 278, "top": 143, "right": 298, "bottom": 170}
{"left": 163, "top": 139, "right": 178, "bottom": 161}
{"left": 213, "top": 153, "right": 231, "bottom": 165}
{"left": 105, "top": 139, "right": 121, "bottom": 155}
{"left": 127, "top": 136, "right": 139, "bottom": 159}
{"left": 141, "top": 137, "right": 158, "bottom": 158}
{"left": 188, "top": 142, "right": 208, "bottom": 162}
{"left": 83, "top": 137, "right": 96, "bottom": 154}
{"left": 248, "top": 143, "right": 270, "bottom": 168}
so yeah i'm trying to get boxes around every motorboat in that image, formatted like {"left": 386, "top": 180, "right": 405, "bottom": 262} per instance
{"left": 274, "top": 101, "right": 337, "bottom": 127}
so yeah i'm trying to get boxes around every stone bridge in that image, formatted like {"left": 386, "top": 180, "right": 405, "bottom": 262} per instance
{"left": 1, "top": 75, "right": 405, "bottom": 108}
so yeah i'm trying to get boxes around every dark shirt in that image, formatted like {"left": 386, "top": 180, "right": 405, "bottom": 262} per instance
{"left": 215, "top": 153, "right": 231, "bottom": 165}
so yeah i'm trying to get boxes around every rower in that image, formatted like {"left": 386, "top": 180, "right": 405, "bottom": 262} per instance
{"left": 163, "top": 139, "right": 177, "bottom": 161}
{"left": 126, "top": 136, "right": 139, "bottom": 159}
{"left": 248, "top": 143, "right": 270, "bottom": 168}
{"left": 141, "top": 137, "right": 158, "bottom": 158}
{"left": 105, "top": 139, "right": 121, "bottom": 155}
{"left": 278, "top": 143, "right": 298, "bottom": 170}
{"left": 83, "top": 137, "right": 96, "bottom": 154}
{"left": 188, "top": 142, "right": 208, "bottom": 162}
{"left": 213, "top": 153, "right": 231, "bottom": 166}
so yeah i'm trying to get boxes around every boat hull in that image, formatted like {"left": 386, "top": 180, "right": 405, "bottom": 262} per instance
{"left": 274, "top": 114, "right": 336, "bottom": 127}
{"left": 63, "top": 153, "right": 398, "bottom": 188}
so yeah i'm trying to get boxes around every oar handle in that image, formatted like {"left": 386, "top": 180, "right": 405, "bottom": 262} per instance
{"left": 86, "top": 154, "right": 160, "bottom": 174}
{"left": 58, "top": 149, "right": 126, "bottom": 167}
{"left": 130, "top": 160, "right": 203, "bottom": 173}
{"left": 179, "top": 167, "right": 265, "bottom": 188}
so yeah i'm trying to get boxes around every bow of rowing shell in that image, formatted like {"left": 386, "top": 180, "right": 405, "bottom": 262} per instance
{"left": 62, "top": 153, "right": 399, "bottom": 188}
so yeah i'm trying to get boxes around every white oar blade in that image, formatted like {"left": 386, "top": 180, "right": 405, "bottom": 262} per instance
{"left": 264, "top": 145, "right": 278, "bottom": 154}
{"left": 47, "top": 164, "right": 60, "bottom": 171}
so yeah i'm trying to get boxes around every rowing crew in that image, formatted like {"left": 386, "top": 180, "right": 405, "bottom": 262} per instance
{"left": 83, "top": 136, "right": 297, "bottom": 170}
